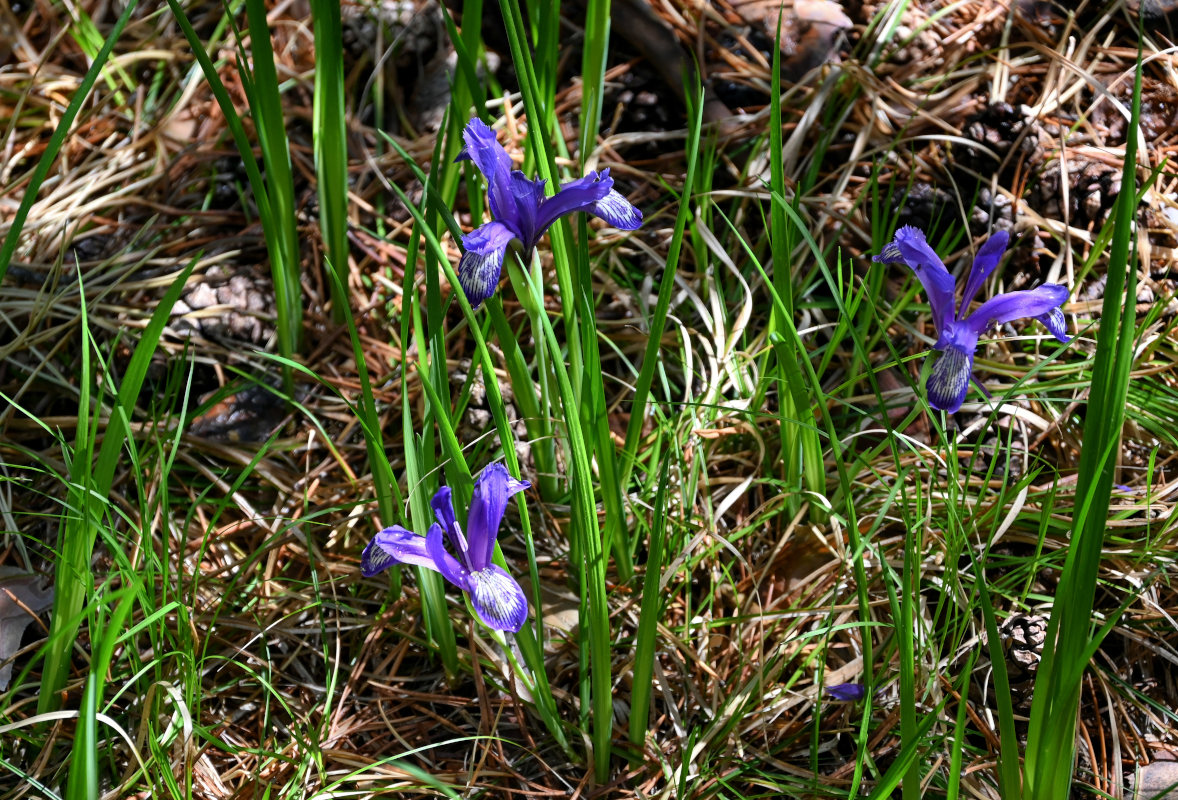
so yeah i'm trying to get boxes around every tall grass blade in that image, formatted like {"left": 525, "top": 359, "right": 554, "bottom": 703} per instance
{"left": 619, "top": 82, "right": 704, "bottom": 487}
{"left": 311, "top": 0, "right": 351, "bottom": 323}
{"left": 65, "top": 588, "right": 134, "bottom": 800}
{"left": 240, "top": 0, "right": 303, "bottom": 361}
{"left": 578, "top": 0, "right": 611, "bottom": 162}
{"left": 628, "top": 456, "right": 671, "bottom": 757}
{"left": 767, "top": 12, "right": 824, "bottom": 518}
{"left": 1024, "top": 43, "right": 1144, "bottom": 800}
{"left": 166, "top": 1, "right": 301, "bottom": 386}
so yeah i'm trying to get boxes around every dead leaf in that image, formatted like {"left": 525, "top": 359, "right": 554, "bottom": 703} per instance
{"left": 0, "top": 569, "right": 54, "bottom": 691}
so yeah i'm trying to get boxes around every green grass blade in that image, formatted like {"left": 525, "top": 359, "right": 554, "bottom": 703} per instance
{"left": 242, "top": 0, "right": 302, "bottom": 360}
{"left": 311, "top": 0, "right": 351, "bottom": 323}
{"left": 628, "top": 455, "right": 670, "bottom": 757}
{"left": 526, "top": 265, "right": 613, "bottom": 781}
{"left": 0, "top": 0, "right": 138, "bottom": 286}
{"left": 1024, "top": 42, "right": 1144, "bottom": 800}
{"left": 619, "top": 82, "right": 704, "bottom": 488}
{"left": 578, "top": 0, "right": 611, "bottom": 162}
{"left": 39, "top": 258, "right": 196, "bottom": 714}
{"left": 166, "top": 0, "right": 300, "bottom": 383}
{"left": 65, "top": 588, "right": 135, "bottom": 800}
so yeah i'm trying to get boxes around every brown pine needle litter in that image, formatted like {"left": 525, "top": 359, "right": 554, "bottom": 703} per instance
{"left": 1, "top": 0, "right": 1178, "bottom": 798}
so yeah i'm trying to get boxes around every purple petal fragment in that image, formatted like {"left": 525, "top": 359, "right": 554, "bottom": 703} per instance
{"left": 926, "top": 344, "right": 974, "bottom": 414}
{"left": 430, "top": 486, "right": 468, "bottom": 556}
{"left": 508, "top": 171, "right": 547, "bottom": 245}
{"left": 960, "top": 230, "right": 1009, "bottom": 315}
{"left": 456, "top": 118, "right": 516, "bottom": 223}
{"left": 825, "top": 683, "right": 867, "bottom": 702}
{"left": 965, "top": 284, "right": 1069, "bottom": 336}
{"left": 458, "top": 222, "right": 517, "bottom": 309}
{"left": 592, "top": 188, "right": 644, "bottom": 231}
{"left": 466, "top": 565, "right": 528, "bottom": 632}
{"left": 426, "top": 522, "right": 470, "bottom": 590}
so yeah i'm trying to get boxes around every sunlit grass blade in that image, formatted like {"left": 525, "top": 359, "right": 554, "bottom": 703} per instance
{"left": 578, "top": 0, "right": 611, "bottom": 162}
{"left": 524, "top": 264, "right": 613, "bottom": 781}
{"left": 240, "top": 0, "right": 302, "bottom": 363}
{"left": 767, "top": 12, "right": 824, "bottom": 519}
{"left": 165, "top": 0, "right": 301, "bottom": 386}
{"left": 1023, "top": 42, "right": 1144, "bottom": 800}
{"left": 978, "top": 572, "right": 1022, "bottom": 797}
{"left": 311, "top": 0, "right": 350, "bottom": 323}
{"left": 0, "top": 0, "right": 138, "bottom": 286}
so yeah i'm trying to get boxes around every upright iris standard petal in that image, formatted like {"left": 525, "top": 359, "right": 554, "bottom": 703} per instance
{"left": 965, "top": 284, "right": 1069, "bottom": 335}
{"left": 465, "top": 463, "right": 525, "bottom": 571}
{"left": 458, "top": 222, "right": 517, "bottom": 309}
{"left": 959, "top": 230, "right": 1010, "bottom": 316}
{"left": 873, "top": 226, "right": 956, "bottom": 333}
{"left": 361, "top": 463, "right": 531, "bottom": 634}
{"left": 456, "top": 118, "right": 517, "bottom": 224}
{"left": 430, "top": 486, "right": 468, "bottom": 555}
{"left": 466, "top": 564, "right": 529, "bottom": 632}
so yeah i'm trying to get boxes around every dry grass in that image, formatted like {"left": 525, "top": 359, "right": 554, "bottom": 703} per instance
{"left": 2, "top": 0, "right": 1178, "bottom": 797}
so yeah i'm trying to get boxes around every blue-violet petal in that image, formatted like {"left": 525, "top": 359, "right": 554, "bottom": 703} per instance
{"left": 825, "top": 683, "right": 867, "bottom": 702}
{"left": 926, "top": 345, "right": 974, "bottom": 414}
{"left": 466, "top": 565, "right": 528, "bottom": 632}
{"left": 960, "top": 230, "right": 1009, "bottom": 315}
{"left": 1036, "top": 306, "right": 1070, "bottom": 343}
{"left": 532, "top": 171, "right": 615, "bottom": 237}
{"left": 965, "top": 284, "right": 1069, "bottom": 336}
{"left": 361, "top": 525, "right": 464, "bottom": 580}
{"left": 458, "top": 222, "right": 517, "bottom": 309}
{"left": 889, "top": 226, "right": 958, "bottom": 334}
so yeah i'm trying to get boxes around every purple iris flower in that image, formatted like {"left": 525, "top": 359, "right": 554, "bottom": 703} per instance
{"left": 454, "top": 117, "right": 643, "bottom": 308}
{"left": 361, "top": 463, "right": 530, "bottom": 633}
{"left": 874, "top": 226, "right": 1071, "bottom": 414}
{"left": 825, "top": 683, "right": 867, "bottom": 702}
